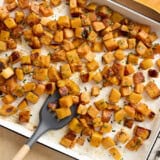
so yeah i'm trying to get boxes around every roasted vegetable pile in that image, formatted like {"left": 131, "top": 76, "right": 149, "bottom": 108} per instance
{"left": 0, "top": 0, "right": 160, "bottom": 159}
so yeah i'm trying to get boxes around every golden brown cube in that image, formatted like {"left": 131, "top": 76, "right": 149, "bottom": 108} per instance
{"left": 77, "top": 104, "right": 87, "bottom": 115}
{"left": 128, "top": 38, "right": 136, "bottom": 49}
{"left": 92, "top": 21, "right": 105, "bottom": 32}
{"left": 45, "top": 82, "right": 56, "bottom": 95}
{"left": 115, "top": 130, "right": 130, "bottom": 144}
{"left": 145, "top": 81, "right": 160, "bottom": 99}
{"left": 109, "top": 88, "right": 121, "bottom": 104}
{"left": 91, "top": 86, "right": 100, "bottom": 97}
{"left": 94, "top": 99, "right": 108, "bottom": 110}
{"left": 0, "top": 41, "right": 7, "bottom": 51}
{"left": 33, "top": 68, "right": 48, "bottom": 81}
{"left": 134, "top": 83, "right": 144, "bottom": 94}
{"left": 87, "top": 106, "right": 99, "bottom": 118}
{"left": 15, "top": 11, "right": 24, "bottom": 23}
{"left": 136, "top": 41, "right": 147, "bottom": 56}
{"left": 23, "top": 82, "right": 36, "bottom": 92}
{"left": 100, "top": 123, "right": 112, "bottom": 133}
{"left": 58, "top": 16, "right": 70, "bottom": 28}
{"left": 48, "top": 66, "right": 61, "bottom": 82}
{"left": 108, "top": 147, "right": 122, "bottom": 160}
{"left": 56, "top": 108, "right": 71, "bottom": 120}
{"left": 69, "top": 118, "right": 83, "bottom": 133}
{"left": 114, "top": 109, "right": 126, "bottom": 123}
{"left": 124, "top": 105, "right": 135, "bottom": 118}
{"left": 0, "top": 30, "right": 10, "bottom": 42}
{"left": 104, "top": 39, "right": 118, "bottom": 51}
{"left": 102, "top": 137, "right": 115, "bottom": 149}
{"left": 51, "top": 0, "right": 61, "bottom": 6}
{"left": 140, "top": 59, "right": 153, "bottom": 70}
{"left": 0, "top": 104, "right": 17, "bottom": 116}
{"left": 59, "top": 95, "right": 73, "bottom": 108}
{"left": 124, "top": 64, "right": 135, "bottom": 75}
{"left": 19, "top": 110, "right": 30, "bottom": 123}
{"left": 127, "top": 54, "right": 138, "bottom": 65}
{"left": 60, "top": 64, "right": 72, "bottom": 79}
{"left": 34, "top": 84, "right": 45, "bottom": 96}
{"left": 102, "top": 52, "right": 115, "bottom": 64}
{"left": 71, "top": 18, "right": 81, "bottom": 28}
{"left": 90, "top": 132, "right": 103, "bottom": 147}
{"left": 80, "top": 92, "right": 90, "bottom": 104}
{"left": 54, "top": 30, "right": 63, "bottom": 43}
{"left": 32, "top": 24, "right": 44, "bottom": 36}
{"left": 86, "top": 60, "right": 99, "bottom": 71}
{"left": 128, "top": 92, "right": 142, "bottom": 104}
{"left": 121, "top": 76, "right": 133, "bottom": 87}
{"left": 118, "top": 38, "right": 128, "bottom": 49}
{"left": 2, "top": 94, "right": 15, "bottom": 104}
{"left": 4, "top": 17, "right": 17, "bottom": 29}
{"left": 17, "top": 99, "right": 28, "bottom": 110}
{"left": 26, "top": 92, "right": 39, "bottom": 104}
{"left": 120, "top": 87, "right": 131, "bottom": 97}
{"left": 1, "top": 67, "right": 14, "bottom": 79}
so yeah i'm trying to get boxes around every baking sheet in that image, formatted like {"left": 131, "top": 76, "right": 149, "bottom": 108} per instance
{"left": 0, "top": 0, "right": 160, "bottom": 160}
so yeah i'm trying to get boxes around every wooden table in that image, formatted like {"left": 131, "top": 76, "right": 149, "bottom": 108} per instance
{"left": 0, "top": 1, "right": 160, "bottom": 160}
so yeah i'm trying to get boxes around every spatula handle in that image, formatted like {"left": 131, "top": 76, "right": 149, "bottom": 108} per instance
{"left": 12, "top": 144, "right": 30, "bottom": 160}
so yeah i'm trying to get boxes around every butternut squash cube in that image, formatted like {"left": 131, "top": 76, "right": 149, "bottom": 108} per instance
{"left": 140, "top": 59, "right": 153, "bottom": 70}
{"left": 4, "top": 17, "right": 17, "bottom": 29}
{"left": 60, "top": 64, "right": 72, "bottom": 79}
{"left": 94, "top": 99, "right": 108, "bottom": 110}
{"left": 55, "top": 108, "right": 71, "bottom": 120}
{"left": 2, "top": 94, "right": 15, "bottom": 104}
{"left": 58, "top": 16, "right": 70, "bottom": 28}
{"left": 0, "top": 41, "right": 7, "bottom": 51}
{"left": 92, "top": 21, "right": 105, "bottom": 32}
{"left": 109, "top": 88, "right": 121, "bottom": 104}
{"left": 59, "top": 95, "right": 73, "bottom": 108}
{"left": 34, "top": 84, "right": 45, "bottom": 96}
{"left": 86, "top": 60, "right": 99, "bottom": 71}
{"left": 17, "top": 99, "right": 28, "bottom": 110}
{"left": 104, "top": 39, "right": 118, "bottom": 51}
{"left": 15, "top": 68, "right": 24, "bottom": 80}
{"left": 1, "top": 67, "right": 14, "bottom": 79}
{"left": 145, "top": 81, "right": 160, "bottom": 99}
{"left": 87, "top": 106, "right": 99, "bottom": 118}
{"left": 71, "top": 18, "right": 81, "bottom": 28}
{"left": 128, "top": 92, "right": 142, "bottom": 104}
{"left": 100, "top": 123, "right": 112, "bottom": 133}
{"left": 90, "top": 132, "right": 102, "bottom": 147}
{"left": 23, "top": 82, "right": 36, "bottom": 92}
{"left": 19, "top": 110, "right": 30, "bottom": 123}
{"left": 108, "top": 147, "right": 122, "bottom": 160}
{"left": 115, "top": 130, "right": 130, "bottom": 144}
{"left": 102, "top": 137, "right": 115, "bottom": 149}
{"left": 26, "top": 92, "right": 39, "bottom": 104}
{"left": 114, "top": 109, "right": 126, "bottom": 123}
{"left": 124, "top": 105, "right": 135, "bottom": 118}
{"left": 0, "top": 104, "right": 17, "bottom": 116}
{"left": 69, "top": 118, "right": 83, "bottom": 133}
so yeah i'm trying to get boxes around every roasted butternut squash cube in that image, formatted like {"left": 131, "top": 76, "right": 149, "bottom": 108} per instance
{"left": 92, "top": 21, "right": 105, "bottom": 32}
{"left": 17, "top": 99, "right": 28, "bottom": 110}
{"left": 135, "top": 103, "right": 151, "bottom": 116}
{"left": 136, "top": 41, "right": 147, "bottom": 56}
{"left": 124, "top": 64, "right": 134, "bottom": 75}
{"left": 102, "top": 52, "right": 115, "bottom": 64}
{"left": 34, "top": 84, "right": 45, "bottom": 96}
{"left": 58, "top": 16, "right": 70, "bottom": 28}
{"left": 32, "top": 24, "right": 44, "bottom": 36}
{"left": 69, "top": 118, "right": 83, "bottom": 133}
{"left": 60, "top": 64, "right": 72, "bottom": 79}
{"left": 118, "top": 38, "right": 128, "bottom": 49}
{"left": 109, "top": 88, "right": 121, "bottom": 104}
{"left": 103, "top": 32, "right": 113, "bottom": 41}
{"left": 134, "top": 83, "right": 144, "bottom": 94}
{"left": 134, "top": 126, "right": 151, "bottom": 140}
{"left": 47, "top": 20, "right": 57, "bottom": 31}
{"left": 56, "top": 108, "right": 71, "bottom": 120}
{"left": 77, "top": 104, "right": 87, "bottom": 115}
{"left": 86, "top": 60, "right": 99, "bottom": 71}
{"left": 15, "top": 11, "right": 24, "bottom": 23}
{"left": 115, "top": 130, "right": 130, "bottom": 144}
{"left": 0, "top": 104, "right": 17, "bottom": 116}
{"left": 33, "top": 68, "right": 48, "bottom": 81}
{"left": 22, "top": 65, "right": 33, "bottom": 74}
{"left": 12, "top": 85, "right": 24, "bottom": 97}
{"left": 59, "top": 95, "right": 73, "bottom": 108}
{"left": 145, "top": 81, "right": 160, "bottom": 99}
{"left": 19, "top": 110, "right": 30, "bottom": 123}
{"left": 48, "top": 66, "right": 61, "bottom": 82}
{"left": 2, "top": 94, "right": 15, "bottom": 104}
{"left": 4, "top": 17, "right": 17, "bottom": 29}
{"left": 126, "top": 136, "right": 143, "bottom": 151}
{"left": 87, "top": 106, "right": 99, "bottom": 118}
{"left": 128, "top": 92, "right": 142, "bottom": 104}
{"left": 140, "top": 59, "right": 153, "bottom": 70}
{"left": 80, "top": 92, "right": 90, "bottom": 104}
{"left": 39, "top": 2, "right": 53, "bottom": 17}
{"left": 114, "top": 49, "right": 125, "bottom": 61}
{"left": 109, "top": 147, "right": 122, "bottom": 160}
{"left": 69, "top": 0, "right": 77, "bottom": 8}
{"left": 71, "top": 18, "right": 81, "bottom": 28}
{"left": 0, "top": 30, "right": 10, "bottom": 41}
{"left": 88, "top": 30, "right": 97, "bottom": 42}
{"left": 91, "top": 86, "right": 100, "bottom": 97}
{"left": 86, "top": 2, "right": 97, "bottom": 11}
{"left": 102, "top": 137, "right": 115, "bottom": 149}
{"left": 100, "top": 123, "right": 112, "bottom": 133}
{"left": 128, "top": 38, "right": 136, "bottom": 49}
{"left": 115, "top": 109, "right": 126, "bottom": 123}
{"left": 104, "top": 39, "right": 118, "bottom": 51}
{"left": 91, "top": 42, "right": 103, "bottom": 52}
{"left": 23, "top": 82, "right": 36, "bottom": 92}
{"left": 93, "top": 72, "right": 102, "bottom": 83}
{"left": 30, "top": 36, "right": 41, "bottom": 49}
{"left": 124, "top": 105, "right": 135, "bottom": 118}
{"left": 121, "top": 76, "right": 133, "bottom": 87}
{"left": 26, "top": 92, "right": 39, "bottom": 104}
{"left": 54, "top": 30, "right": 63, "bottom": 43}
{"left": 1, "top": 67, "right": 14, "bottom": 79}
{"left": 45, "top": 82, "right": 55, "bottom": 95}
{"left": 65, "top": 79, "right": 80, "bottom": 95}
{"left": 94, "top": 99, "right": 108, "bottom": 110}
{"left": 21, "top": 56, "right": 31, "bottom": 65}
{"left": 0, "top": 41, "right": 7, "bottom": 51}
{"left": 15, "top": 68, "right": 23, "bottom": 81}
{"left": 64, "top": 28, "right": 74, "bottom": 39}
{"left": 120, "top": 87, "right": 131, "bottom": 97}
{"left": 127, "top": 54, "right": 138, "bottom": 65}
{"left": 51, "top": 0, "right": 61, "bottom": 6}
{"left": 90, "top": 132, "right": 102, "bottom": 147}
{"left": 66, "top": 49, "right": 80, "bottom": 64}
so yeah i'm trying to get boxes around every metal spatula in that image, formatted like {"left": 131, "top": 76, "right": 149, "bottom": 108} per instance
{"left": 12, "top": 91, "right": 77, "bottom": 160}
